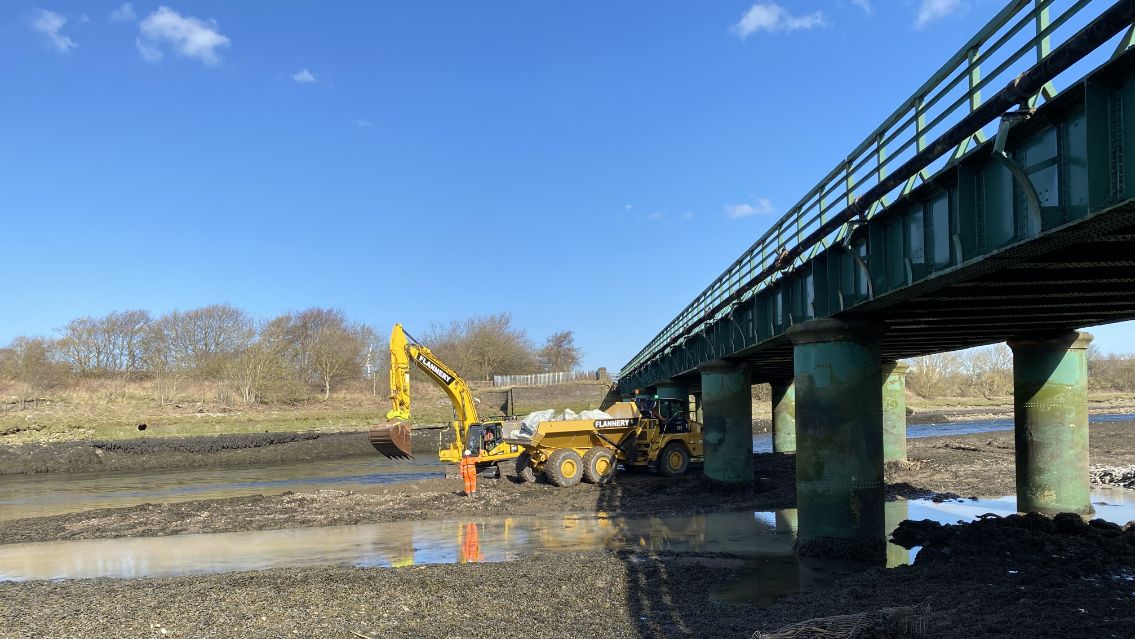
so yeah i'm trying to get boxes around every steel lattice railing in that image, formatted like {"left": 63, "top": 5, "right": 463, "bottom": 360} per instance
{"left": 621, "top": 0, "right": 1135, "bottom": 380}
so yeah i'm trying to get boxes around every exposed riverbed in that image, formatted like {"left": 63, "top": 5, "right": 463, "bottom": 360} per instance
{"left": 2, "top": 416, "right": 1134, "bottom": 638}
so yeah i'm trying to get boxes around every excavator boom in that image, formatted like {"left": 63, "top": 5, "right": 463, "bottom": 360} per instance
{"left": 369, "top": 324, "right": 481, "bottom": 459}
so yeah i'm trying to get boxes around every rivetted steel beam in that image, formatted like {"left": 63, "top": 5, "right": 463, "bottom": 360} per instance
{"left": 698, "top": 360, "right": 753, "bottom": 486}
{"left": 771, "top": 378, "right": 797, "bottom": 454}
{"left": 882, "top": 361, "right": 910, "bottom": 463}
{"left": 788, "top": 319, "right": 885, "bottom": 560}
{"left": 1008, "top": 331, "right": 1094, "bottom": 515}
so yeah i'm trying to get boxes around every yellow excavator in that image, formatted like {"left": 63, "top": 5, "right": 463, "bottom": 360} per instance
{"left": 369, "top": 324, "right": 522, "bottom": 472}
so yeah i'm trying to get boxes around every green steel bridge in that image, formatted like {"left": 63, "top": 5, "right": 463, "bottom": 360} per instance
{"left": 614, "top": 0, "right": 1135, "bottom": 558}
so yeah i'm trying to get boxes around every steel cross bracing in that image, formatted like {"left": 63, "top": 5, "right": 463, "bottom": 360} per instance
{"left": 619, "top": 0, "right": 1135, "bottom": 393}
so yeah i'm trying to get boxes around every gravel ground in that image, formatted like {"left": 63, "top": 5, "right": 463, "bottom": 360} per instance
{"left": 889, "top": 420, "right": 1135, "bottom": 497}
{"left": 0, "top": 550, "right": 762, "bottom": 639}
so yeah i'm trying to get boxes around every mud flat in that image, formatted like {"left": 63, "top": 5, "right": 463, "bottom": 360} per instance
{"left": 4, "top": 422, "right": 1134, "bottom": 544}
{"left": 1, "top": 423, "right": 1134, "bottom": 637}
{"left": 3, "top": 515, "right": 1135, "bottom": 638}
{"left": 0, "top": 426, "right": 451, "bottom": 475}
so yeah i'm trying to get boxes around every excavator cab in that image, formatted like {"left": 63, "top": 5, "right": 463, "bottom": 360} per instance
{"left": 465, "top": 422, "right": 504, "bottom": 455}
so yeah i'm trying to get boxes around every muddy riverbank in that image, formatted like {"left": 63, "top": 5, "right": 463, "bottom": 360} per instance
{"left": 4, "top": 422, "right": 1134, "bottom": 544}
{"left": 4, "top": 400, "right": 1132, "bottom": 476}
{"left": 0, "top": 426, "right": 452, "bottom": 475}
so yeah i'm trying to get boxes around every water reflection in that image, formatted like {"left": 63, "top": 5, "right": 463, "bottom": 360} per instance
{"left": 0, "top": 511, "right": 782, "bottom": 582}
{"left": 2, "top": 491, "right": 1133, "bottom": 584}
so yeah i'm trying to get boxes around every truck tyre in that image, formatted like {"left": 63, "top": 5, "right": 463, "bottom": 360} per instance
{"left": 514, "top": 452, "right": 536, "bottom": 483}
{"left": 545, "top": 449, "right": 584, "bottom": 487}
{"left": 657, "top": 442, "right": 689, "bottom": 477}
{"left": 582, "top": 447, "right": 616, "bottom": 484}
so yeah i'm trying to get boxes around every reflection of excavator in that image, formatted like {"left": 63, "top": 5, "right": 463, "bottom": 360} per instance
{"left": 369, "top": 324, "right": 522, "bottom": 471}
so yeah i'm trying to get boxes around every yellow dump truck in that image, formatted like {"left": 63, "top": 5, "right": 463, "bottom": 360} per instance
{"left": 508, "top": 397, "right": 703, "bottom": 487}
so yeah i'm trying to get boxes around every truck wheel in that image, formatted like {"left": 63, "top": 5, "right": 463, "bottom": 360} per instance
{"left": 545, "top": 449, "right": 583, "bottom": 487}
{"left": 514, "top": 452, "right": 536, "bottom": 483}
{"left": 582, "top": 447, "right": 616, "bottom": 484}
{"left": 657, "top": 442, "right": 689, "bottom": 477}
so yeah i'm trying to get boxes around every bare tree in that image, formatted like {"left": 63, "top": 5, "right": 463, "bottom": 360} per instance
{"left": 956, "top": 344, "right": 1012, "bottom": 398}
{"left": 423, "top": 313, "right": 537, "bottom": 380}
{"left": 310, "top": 319, "right": 367, "bottom": 400}
{"left": 2, "top": 336, "right": 68, "bottom": 403}
{"left": 227, "top": 319, "right": 290, "bottom": 405}
{"left": 54, "top": 310, "right": 152, "bottom": 376}
{"left": 907, "top": 350, "right": 962, "bottom": 398}
{"left": 537, "top": 330, "right": 582, "bottom": 372}
{"left": 145, "top": 304, "right": 253, "bottom": 378}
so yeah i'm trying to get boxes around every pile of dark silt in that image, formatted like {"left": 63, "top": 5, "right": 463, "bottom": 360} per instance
{"left": 749, "top": 512, "right": 1135, "bottom": 638}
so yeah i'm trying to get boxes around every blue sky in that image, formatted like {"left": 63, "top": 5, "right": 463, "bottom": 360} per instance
{"left": 2, "top": 1, "right": 1133, "bottom": 370}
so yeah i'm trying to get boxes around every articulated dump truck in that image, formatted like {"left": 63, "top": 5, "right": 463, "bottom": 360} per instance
{"left": 507, "top": 396, "right": 703, "bottom": 487}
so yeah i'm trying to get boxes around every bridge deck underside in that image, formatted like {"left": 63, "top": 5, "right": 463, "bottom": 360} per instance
{"left": 707, "top": 202, "right": 1135, "bottom": 386}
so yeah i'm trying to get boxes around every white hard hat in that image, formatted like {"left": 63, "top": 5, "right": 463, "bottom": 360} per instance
{"left": 464, "top": 450, "right": 472, "bottom": 456}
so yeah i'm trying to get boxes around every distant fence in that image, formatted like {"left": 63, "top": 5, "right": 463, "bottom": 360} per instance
{"left": 492, "top": 370, "right": 609, "bottom": 387}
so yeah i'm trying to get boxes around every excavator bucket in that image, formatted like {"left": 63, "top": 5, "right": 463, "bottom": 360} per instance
{"left": 369, "top": 420, "right": 414, "bottom": 459}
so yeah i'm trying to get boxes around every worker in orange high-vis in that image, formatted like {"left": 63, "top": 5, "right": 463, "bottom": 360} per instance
{"left": 460, "top": 449, "right": 477, "bottom": 497}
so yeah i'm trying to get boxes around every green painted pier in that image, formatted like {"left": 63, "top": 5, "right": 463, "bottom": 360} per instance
{"left": 616, "top": 1, "right": 1135, "bottom": 559}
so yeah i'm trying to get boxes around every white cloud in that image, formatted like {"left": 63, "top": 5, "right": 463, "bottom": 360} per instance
{"left": 725, "top": 198, "right": 775, "bottom": 219}
{"left": 733, "top": 3, "right": 828, "bottom": 39}
{"left": 851, "top": 0, "right": 874, "bottom": 16}
{"left": 353, "top": 118, "right": 374, "bottom": 128}
{"left": 136, "top": 6, "right": 230, "bottom": 65}
{"left": 292, "top": 68, "right": 317, "bottom": 83}
{"left": 624, "top": 204, "right": 633, "bottom": 211}
{"left": 110, "top": 3, "right": 136, "bottom": 22}
{"left": 31, "top": 9, "right": 77, "bottom": 53}
{"left": 914, "top": 0, "right": 966, "bottom": 30}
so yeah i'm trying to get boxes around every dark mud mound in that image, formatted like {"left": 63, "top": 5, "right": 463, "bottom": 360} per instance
{"left": 752, "top": 513, "right": 1135, "bottom": 638}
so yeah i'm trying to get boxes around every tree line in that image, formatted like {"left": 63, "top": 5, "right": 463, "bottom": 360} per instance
{"left": 905, "top": 343, "right": 1135, "bottom": 398}
{"left": 0, "top": 306, "right": 582, "bottom": 404}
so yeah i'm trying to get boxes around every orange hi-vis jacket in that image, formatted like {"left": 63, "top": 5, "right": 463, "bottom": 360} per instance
{"left": 460, "top": 454, "right": 477, "bottom": 495}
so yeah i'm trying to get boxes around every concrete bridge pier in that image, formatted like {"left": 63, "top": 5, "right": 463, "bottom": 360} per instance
{"left": 770, "top": 379, "right": 797, "bottom": 453}
{"left": 697, "top": 360, "right": 753, "bottom": 487}
{"left": 882, "top": 361, "right": 910, "bottom": 463}
{"left": 787, "top": 318, "right": 886, "bottom": 560}
{"left": 1008, "top": 331, "right": 1094, "bottom": 516}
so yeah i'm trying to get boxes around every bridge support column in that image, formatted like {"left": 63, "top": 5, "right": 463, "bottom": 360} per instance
{"left": 697, "top": 360, "right": 753, "bottom": 486}
{"left": 1008, "top": 331, "right": 1093, "bottom": 516}
{"left": 655, "top": 380, "right": 688, "bottom": 402}
{"left": 882, "top": 361, "right": 910, "bottom": 463}
{"left": 771, "top": 378, "right": 796, "bottom": 453}
{"left": 787, "top": 318, "right": 885, "bottom": 560}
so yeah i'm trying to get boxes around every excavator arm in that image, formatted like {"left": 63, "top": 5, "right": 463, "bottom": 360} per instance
{"left": 370, "top": 324, "right": 481, "bottom": 459}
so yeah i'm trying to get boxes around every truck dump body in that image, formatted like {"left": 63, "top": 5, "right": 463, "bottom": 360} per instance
{"left": 508, "top": 399, "right": 703, "bottom": 486}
